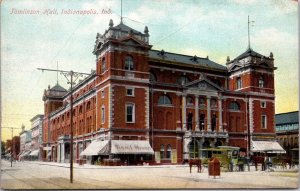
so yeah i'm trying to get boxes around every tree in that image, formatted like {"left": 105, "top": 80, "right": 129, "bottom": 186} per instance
{"left": 1, "top": 141, "right": 5, "bottom": 156}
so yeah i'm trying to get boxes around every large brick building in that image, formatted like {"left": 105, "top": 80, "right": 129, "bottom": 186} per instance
{"left": 41, "top": 19, "right": 279, "bottom": 165}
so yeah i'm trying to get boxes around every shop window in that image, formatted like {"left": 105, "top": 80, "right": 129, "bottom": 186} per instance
{"left": 166, "top": 145, "right": 172, "bottom": 159}
{"left": 160, "top": 145, "right": 165, "bottom": 159}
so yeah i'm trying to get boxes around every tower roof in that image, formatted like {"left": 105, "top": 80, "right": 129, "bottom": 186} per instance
{"left": 50, "top": 83, "right": 67, "bottom": 92}
{"left": 228, "top": 47, "right": 271, "bottom": 64}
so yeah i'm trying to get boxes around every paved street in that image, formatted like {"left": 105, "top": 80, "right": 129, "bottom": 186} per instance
{"left": 0, "top": 159, "right": 299, "bottom": 189}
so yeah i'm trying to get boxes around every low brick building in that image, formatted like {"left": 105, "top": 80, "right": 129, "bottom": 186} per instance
{"left": 275, "top": 111, "right": 299, "bottom": 155}
{"left": 41, "top": 19, "right": 278, "bottom": 165}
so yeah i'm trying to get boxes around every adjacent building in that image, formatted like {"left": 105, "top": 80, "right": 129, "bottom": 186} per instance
{"left": 41, "top": 19, "right": 279, "bottom": 165}
{"left": 19, "top": 125, "right": 32, "bottom": 160}
{"left": 29, "top": 115, "right": 44, "bottom": 160}
{"left": 275, "top": 111, "right": 299, "bottom": 155}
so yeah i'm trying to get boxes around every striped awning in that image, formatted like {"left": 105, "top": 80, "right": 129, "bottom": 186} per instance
{"left": 80, "top": 140, "right": 109, "bottom": 156}
{"left": 29, "top": 149, "right": 39, "bottom": 156}
{"left": 20, "top": 150, "right": 31, "bottom": 158}
{"left": 251, "top": 141, "right": 286, "bottom": 153}
{"left": 111, "top": 140, "right": 154, "bottom": 154}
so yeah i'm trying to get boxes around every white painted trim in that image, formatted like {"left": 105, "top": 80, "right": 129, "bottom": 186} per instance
{"left": 145, "top": 88, "right": 150, "bottom": 131}
{"left": 110, "top": 76, "right": 149, "bottom": 83}
{"left": 249, "top": 98, "right": 254, "bottom": 133}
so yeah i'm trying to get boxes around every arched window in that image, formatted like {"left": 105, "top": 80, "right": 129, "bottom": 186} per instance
{"left": 229, "top": 101, "right": 240, "bottom": 111}
{"left": 79, "top": 106, "right": 83, "bottom": 114}
{"left": 86, "top": 101, "right": 91, "bottom": 110}
{"left": 177, "top": 76, "right": 190, "bottom": 85}
{"left": 101, "top": 57, "right": 106, "bottom": 72}
{"left": 150, "top": 72, "right": 157, "bottom": 83}
{"left": 166, "top": 145, "right": 172, "bottom": 159}
{"left": 125, "top": 56, "right": 134, "bottom": 71}
{"left": 210, "top": 98, "right": 217, "bottom": 107}
{"left": 259, "top": 76, "right": 264, "bottom": 88}
{"left": 160, "top": 145, "right": 165, "bottom": 159}
{"left": 187, "top": 96, "right": 194, "bottom": 105}
{"left": 158, "top": 95, "right": 172, "bottom": 105}
{"left": 236, "top": 77, "right": 242, "bottom": 89}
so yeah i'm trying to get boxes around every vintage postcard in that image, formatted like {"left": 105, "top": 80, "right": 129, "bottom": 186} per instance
{"left": 1, "top": 0, "right": 299, "bottom": 190}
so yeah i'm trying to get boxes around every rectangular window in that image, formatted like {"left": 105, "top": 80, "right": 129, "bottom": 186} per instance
{"left": 126, "top": 88, "right": 134, "bottom": 96}
{"left": 101, "top": 106, "right": 105, "bottom": 124}
{"left": 261, "top": 115, "right": 267, "bottom": 129}
{"left": 126, "top": 103, "right": 135, "bottom": 123}
{"left": 261, "top": 101, "right": 266, "bottom": 108}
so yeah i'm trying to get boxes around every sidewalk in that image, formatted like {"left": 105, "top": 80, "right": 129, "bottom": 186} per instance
{"left": 20, "top": 160, "right": 299, "bottom": 173}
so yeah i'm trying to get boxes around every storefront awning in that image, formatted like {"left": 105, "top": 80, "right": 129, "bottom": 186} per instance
{"left": 20, "top": 150, "right": 31, "bottom": 158}
{"left": 251, "top": 141, "right": 286, "bottom": 153}
{"left": 111, "top": 140, "right": 154, "bottom": 155}
{"left": 80, "top": 140, "right": 109, "bottom": 156}
{"left": 29, "top": 150, "right": 39, "bottom": 156}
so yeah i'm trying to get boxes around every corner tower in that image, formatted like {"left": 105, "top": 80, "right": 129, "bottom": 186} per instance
{"left": 92, "top": 19, "right": 152, "bottom": 143}
{"left": 227, "top": 48, "right": 277, "bottom": 151}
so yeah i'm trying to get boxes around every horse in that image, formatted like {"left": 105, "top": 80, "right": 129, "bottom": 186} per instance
{"left": 250, "top": 155, "right": 265, "bottom": 171}
{"left": 189, "top": 158, "right": 202, "bottom": 173}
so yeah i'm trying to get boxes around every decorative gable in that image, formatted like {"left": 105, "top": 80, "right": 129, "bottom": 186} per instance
{"left": 184, "top": 78, "right": 223, "bottom": 91}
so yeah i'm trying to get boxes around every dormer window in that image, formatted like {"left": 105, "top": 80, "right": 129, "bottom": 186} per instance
{"left": 259, "top": 76, "right": 264, "bottom": 88}
{"left": 125, "top": 56, "right": 134, "bottom": 71}
{"left": 236, "top": 77, "right": 242, "bottom": 89}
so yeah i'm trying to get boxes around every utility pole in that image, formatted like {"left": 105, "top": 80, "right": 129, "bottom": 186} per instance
{"left": 37, "top": 68, "right": 93, "bottom": 183}
{"left": 2, "top": 127, "right": 21, "bottom": 167}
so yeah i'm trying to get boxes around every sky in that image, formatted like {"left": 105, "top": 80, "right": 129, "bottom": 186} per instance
{"left": 1, "top": 0, "right": 298, "bottom": 141}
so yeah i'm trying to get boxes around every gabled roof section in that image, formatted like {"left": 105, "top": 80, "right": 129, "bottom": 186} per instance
{"left": 183, "top": 76, "right": 223, "bottom": 91}
{"left": 149, "top": 50, "right": 227, "bottom": 71}
{"left": 111, "top": 22, "right": 143, "bottom": 35}
{"left": 228, "top": 47, "right": 272, "bottom": 64}
{"left": 119, "top": 35, "right": 150, "bottom": 47}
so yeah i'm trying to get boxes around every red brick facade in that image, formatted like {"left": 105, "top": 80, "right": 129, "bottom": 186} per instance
{"left": 42, "top": 20, "right": 276, "bottom": 164}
